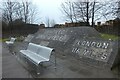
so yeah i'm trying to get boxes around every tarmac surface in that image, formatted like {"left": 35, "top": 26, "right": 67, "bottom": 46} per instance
{"left": 2, "top": 41, "right": 120, "bottom": 78}
{"left": 0, "top": 42, "right": 2, "bottom": 79}
{"left": 2, "top": 42, "right": 32, "bottom": 78}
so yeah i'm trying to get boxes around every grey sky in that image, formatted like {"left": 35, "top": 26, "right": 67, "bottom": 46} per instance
{"left": 1, "top": 0, "right": 118, "bottom": 25}
{"left": 32, "top": 0, "right": 66, "bottom": 25}
{"left": 31, "top": 0, "right": 118, "bottom": 25}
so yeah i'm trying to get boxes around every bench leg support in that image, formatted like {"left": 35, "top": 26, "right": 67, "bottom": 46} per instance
{"left": 37, "top": 65, "right": 41, "bottom": 75}
{"left": 54, "top": 51, "right": 57, "bottom": 69}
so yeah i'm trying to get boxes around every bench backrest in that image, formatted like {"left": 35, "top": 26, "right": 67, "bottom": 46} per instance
{"left": 27, "top": 43, "right": 39, "bottom": 53}
{"left": 27, "top": 43, "right": 53, "bottom": 60}
{"left": 37, "top": 45, "right": 53, "bottom": 60}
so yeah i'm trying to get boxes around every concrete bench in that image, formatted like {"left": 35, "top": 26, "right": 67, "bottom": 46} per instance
{"left": 20, "top": 43, "right": 55, "bottom": 74}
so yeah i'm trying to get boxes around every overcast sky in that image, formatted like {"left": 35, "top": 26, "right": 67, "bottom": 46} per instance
{"left": 1, "top": 0, "right": 118, "bottom": 26}
{"left": 31, "top": 0, "right": 118, "bottom": 25}
{"left": 31, "top": 0, "right": 66, "bottom": 25}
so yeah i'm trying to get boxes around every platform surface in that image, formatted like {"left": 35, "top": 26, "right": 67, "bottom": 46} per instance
{"left": 2, "top": 42, "right": 120, "bottom": 78}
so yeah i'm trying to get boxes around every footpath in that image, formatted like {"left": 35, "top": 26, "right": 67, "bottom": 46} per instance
{"left": 2, "top": 42, "right": 32, "bottom": 78}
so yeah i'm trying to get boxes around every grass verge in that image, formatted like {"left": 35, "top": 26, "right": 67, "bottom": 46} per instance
{"left": 0, "top": 38, "right": 9, "bottom": 42}
{"left": 101, "top": 33, "right": 119, "bottom": 40}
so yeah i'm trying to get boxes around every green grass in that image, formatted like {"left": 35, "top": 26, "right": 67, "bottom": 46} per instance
{"left": 0, "top": 34, "right": 119, "bottom": 42}
{"left": 101, "top": 33, "right": 119, "bottom": 40}
{"left": 0, "top": 36, "right": 25, "bottom": 42}
{"left": 0, "top": 38, "right": 9, "bottom": 42}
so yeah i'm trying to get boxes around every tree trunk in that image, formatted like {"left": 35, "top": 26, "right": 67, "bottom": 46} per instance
{"left": 86, "top": 2, "right": 89, "bottom": 26}
{"left": 92, "top": 1, "right": 95, "bottom": 27}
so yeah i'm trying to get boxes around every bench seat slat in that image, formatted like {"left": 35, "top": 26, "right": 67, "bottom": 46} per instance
{"left": 5, "top": 41, "right": 14, "bottom": 44}
{"left": 20, "top": 50, "right": 49, "bottom": 65}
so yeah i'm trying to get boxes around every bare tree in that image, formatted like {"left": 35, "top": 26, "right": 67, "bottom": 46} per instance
{"left": 45, "top": 17, "right": 50, "bottom": 27}
{"left": 61, "top": 1, "right": 92, "bottom": 25}
{"left": 61, "top": 1, "right": 78, "bottom": 23}
{"left": 22, "top": 1, "right": 29, "bottom": 23}
{"left": 2, "top": 1, "right": 20, "bottom": 24}
{"left": 74, "top": 1, "right": 106, "bottom": 26}
{"left": 1, "top": 0, "right": 21, "bottom": 34}
{"left": 109, "top": 1, "right": 120, "bottom": 19}
{"left": 61, "top": 0, "right": 118, "bottom": 27}
{"left": 1, "top": 0, "right": 40, "bottom": 24}
{"left": 45, "top": 17, "right": 56, "bottom": 27}
{"left": 14, "top": 3, "right": 23, "bottom": 20}
{"left": 91, "top": 1, "right": 95, "bottom": 27}
{"left": 50, "top": 19, "right": 56, "bottom": 27}
{"left": 117, "top": 1, "right": 120, "bottom": 18}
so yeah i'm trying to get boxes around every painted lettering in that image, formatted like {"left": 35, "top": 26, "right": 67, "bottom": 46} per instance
{"left": 91, "top": 42, "right": 96, "bottom": 47}
{"left": 102, "top": 43, "right": 109, "bottom": 49}
{"left": 83, "top": 49, "right": 90, "bottom": 55}
{"left": 101, "top": 53, "right": 107, "bottom": 60}
{"left": 72, "top": 48, "right": 77, "bottom": 53}
{"left": 96, "top": 43, "right": 102, "bottom": 48}
{"left": 81, "top": 41, "right": 86, "bottom": 46}
{"left": 86, "top": 41, "right": 91, "bottom": 47}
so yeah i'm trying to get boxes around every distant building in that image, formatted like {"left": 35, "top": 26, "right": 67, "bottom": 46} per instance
{"left": 105, "top": 20, "right": 114, "bottom": 26}
{"left": 53, "top": 21, "right": 89, "bottom": 28}
{"left": 97, "top": 22, "right": 101, "bottom": 26}
{"left": 96, "top": 18, "right": 120, "bottom": 36}
{"left": 65, "top": 22, "right": 88, "bottom": 27}
{"left": 101, "top": 18, "right": 120, "bottom": 27}
{"left": 54, "top": 24, "right": 65, "bottom": 28}
{"left": 39, "top": 24, "right": 45, "bottom": 28}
